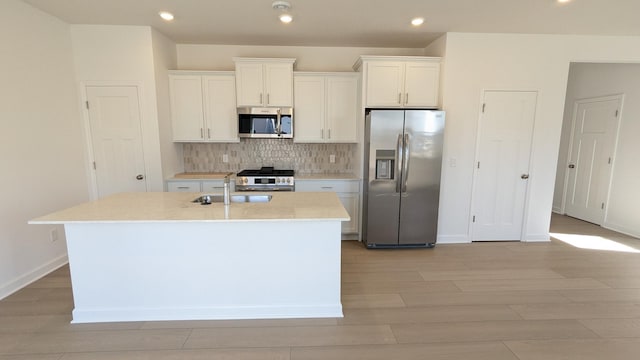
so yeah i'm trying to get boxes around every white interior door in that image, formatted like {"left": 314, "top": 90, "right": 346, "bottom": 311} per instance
{"left": 472, "top": 91, "right": 537, "bottom": 241}
{"left": 86, "top": 86, "right": 147, "bottom": 198}
{"left": 564, "top": 96, "right": 621, "bottom": 225}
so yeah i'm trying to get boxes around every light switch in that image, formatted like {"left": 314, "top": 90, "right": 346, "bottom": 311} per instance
{"left": 329, "top": 154, "right": 336, "bottom": 163}
{"left": 222, "top": 154, "right": 229, "bottom": 163}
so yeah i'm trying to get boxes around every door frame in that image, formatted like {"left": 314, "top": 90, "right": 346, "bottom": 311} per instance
{"left": 80, "top": 81, "right": 148, "bottom": 200}
{"left": 468, "top": 89, "right": 538, "bottom": 242}
{"left": 559, "top": 94, "right": 624, "bottom": 218}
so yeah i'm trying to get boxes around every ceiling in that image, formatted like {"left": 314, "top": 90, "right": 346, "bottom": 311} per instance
{"left": 22, "top": 0, "right": 640, "bottom": 48}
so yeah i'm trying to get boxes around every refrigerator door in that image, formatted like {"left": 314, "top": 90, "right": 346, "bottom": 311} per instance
{"left": 364, "top": 110, "right": 405, "bottom": 247}
{"left": 398, "top": 110, "right": 445, "bottom": 246}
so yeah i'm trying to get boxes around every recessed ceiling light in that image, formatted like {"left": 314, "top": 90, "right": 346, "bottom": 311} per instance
{"left": 411, "top": 17, "right": 425, "bottom": 26}
{"left": 159, "top": 11, "right": 174, "bottom": 21}
{"left": 557, "top": 0, "right": 571, "bottom": 3}
{"left": 279, "top": 14, "right": 293, "bottom": 23}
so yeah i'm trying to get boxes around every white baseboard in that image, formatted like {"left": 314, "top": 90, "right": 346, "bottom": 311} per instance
{"left": 524, "top": 233, "right": 551, "bottom": 242}
{"left": 552, "top": 206, "right": 563, "bottom": 214}
{"left": 602, "top": 222, "right": 640, "bottom": 239}
{"left": 0, "top": 254, "right": 68, "bottom": 300}
{"left": 71, "top": 304, "right": 343, "bottom": 324}
{"left": 437, "top": 234, "right": 471, "bottom": 244}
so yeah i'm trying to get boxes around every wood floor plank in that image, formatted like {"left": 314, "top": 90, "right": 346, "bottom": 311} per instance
{"left": 391, "top": 319, "right": 598, "bottom": 343}
{"left": 341, "top": 294, "right": 406, "bottom": 309}
{"left": 290, "top": 342, "right": 519, "bottom": 360}
{"left": 337, "top": 305, "right": 521, "bottom": 325}
{"left": 400, "top": 290, "right": 570, "bottom": 307}
{"left": 58, "top": 348, "right": 291, "bottom": 360}
{"left": 510, "top": 302, "right": 640, "bottom": 320}
{"left": 454, "top": 278, "right": 610, "bottom": 292}
{"left": 505, "top": 338, "right": 640, "bottom": 360}
{"left": 579, "top": 318, "right": 640, "bottom": 338}
{"left": 183, "top": 325, "right": 396, "bottom": 348}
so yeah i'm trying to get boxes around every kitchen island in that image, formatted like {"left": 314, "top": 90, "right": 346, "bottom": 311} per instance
{"left": 30, "top": 192, "right": 349, "bottom": 323}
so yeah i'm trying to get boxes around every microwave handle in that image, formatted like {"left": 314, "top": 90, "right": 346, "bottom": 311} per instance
{"left": 276, "top": 108, "right": 282, "bottom": 136}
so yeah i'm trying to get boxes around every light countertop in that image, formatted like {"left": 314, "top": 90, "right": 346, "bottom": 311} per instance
{"left": 170, "top": 172, "right": 234, "bottom": 180}
{"left": 30, "top": 192, "right": 350, "bottom": 224}
{"left": 168, "top": 173, "right": 360, "bottom": 181}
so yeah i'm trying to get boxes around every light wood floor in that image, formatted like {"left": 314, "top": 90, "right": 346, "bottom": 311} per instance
{"left": 2, "top": 214, "right": 640, "bottom": 359}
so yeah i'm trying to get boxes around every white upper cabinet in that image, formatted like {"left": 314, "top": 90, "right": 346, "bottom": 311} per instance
{"left": 169, "top": 71, "right": 238, "bottom": 143}
{"left": 294, "top": 73, "right": 358, "bottom": 143}
{"left": 355, "top": 56, "right": 441, "bottom": 108}
{"left": 233, "top": 58, "right": 295, "bottom": 107}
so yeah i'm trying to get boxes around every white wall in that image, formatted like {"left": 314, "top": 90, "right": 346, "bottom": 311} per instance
{"left": 437, "top": 33, "right": 640, "bottom": 243}
{"left": 0, "top": 0, "right": 89, "bottom": 299}
{"left": 177, "top": 44, "right": 425, "bottom": 71}
{"left": 554, "top": 63, "right": 640, "bottom": 238}
{"left": 151, "top": 29, "right": 181, "bottom": 181}
{"left": 70, "top": 25, "right": 164, "bottom": 193}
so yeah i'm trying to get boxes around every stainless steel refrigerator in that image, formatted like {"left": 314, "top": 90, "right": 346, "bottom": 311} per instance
{"left": 363, "top": 109, "right": 445, "bottom": 248}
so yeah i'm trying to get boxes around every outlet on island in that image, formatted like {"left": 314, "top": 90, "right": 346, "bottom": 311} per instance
{"left": 223, "top": 154, "right": 229, "bottom": 163}
{"left": 329, "top": 154, "right": 336, "bottom": 164}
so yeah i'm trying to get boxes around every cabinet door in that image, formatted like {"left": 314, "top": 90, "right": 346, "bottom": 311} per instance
{"left": 235, "top": 62, "right": 264, "bottom": 107}
{"left": 169, "top": 75, "right": 205, "bottom": 141}
{"left": 365, "top": 61, "right": 404, "bottom": 108}
{"left": 338, "top": 193, "right": 360, "bottom": 234}
{"left": 326, "top": 76, "right": 358, "bottom": 143}
{"left": 167, "top": 181, "right": 201, "bottom": 192}
{"left": 264, "top": 63, "right": 293, "bottom": 107}
{"left": 404, "top": 61, "right": 440, "bottom": 108}
{"left": 293, "top": 75, "right": 325, "bottom": 143}
{"left": 203, "top": 74, "right": 239, "bottom": 142}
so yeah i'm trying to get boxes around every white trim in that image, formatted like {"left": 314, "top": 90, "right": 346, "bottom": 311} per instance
{"left": 0, "top": 255, "right": 68, "bottom": 300}
{"left": 437, "top": 234, "right": 471, "bottom": 244}
{"left": 72, "top": 304, "right": 343, "bottom": 324}
{"left": 602, "top": 222, "right": 640, "bottom": 240}
{"left": 523, "top": 234, "right": 552, "bottom": 243}
{"left": 552, "top": 206, "right": 563, "bottom": 214}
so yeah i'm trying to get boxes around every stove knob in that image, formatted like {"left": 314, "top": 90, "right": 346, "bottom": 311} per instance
{"left": 287, "top": 178, "right": 291, "bottom": 184}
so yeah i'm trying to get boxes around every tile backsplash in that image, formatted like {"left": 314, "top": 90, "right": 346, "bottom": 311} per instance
{"left": 184, "top": 140, "right": 357, "bottom": 174}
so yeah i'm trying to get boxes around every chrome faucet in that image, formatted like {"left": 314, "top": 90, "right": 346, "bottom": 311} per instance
{"left": 223, "top": 175, "right": 230, "bottom": 205}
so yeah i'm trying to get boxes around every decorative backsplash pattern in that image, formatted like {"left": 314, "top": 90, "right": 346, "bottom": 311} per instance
{"left": 184, "top": 139, "right": 357, "bottom": 174}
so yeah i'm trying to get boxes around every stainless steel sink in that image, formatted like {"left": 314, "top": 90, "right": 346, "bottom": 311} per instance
{"left": 192, "top": 194, "right": 272, "bottom": 205}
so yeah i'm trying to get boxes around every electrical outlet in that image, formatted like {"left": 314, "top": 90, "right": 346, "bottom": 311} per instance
{"left": 50, "top": 228, "right": 58, "bottom": 242}
{"left": 222, "top": 154, "right": 229, "bottom": 163}
{"left": 329, "top": 154, "right": 336, "bottom": 163}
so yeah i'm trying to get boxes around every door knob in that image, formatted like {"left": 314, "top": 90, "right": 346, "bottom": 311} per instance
{"left": 521, "top": 174, "right": 529, "bottom": 179}
{"left": 136, "top": 174, "right": 144, "bottom": 180}
{"left": 568, "top": 164, "right": 576, "bottom": 169}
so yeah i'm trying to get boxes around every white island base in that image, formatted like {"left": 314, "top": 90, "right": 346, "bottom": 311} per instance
{"left": 66, "top": 220, "right": 342, "bottom": 323}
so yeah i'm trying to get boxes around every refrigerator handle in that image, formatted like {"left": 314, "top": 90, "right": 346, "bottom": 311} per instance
{"left": 396, "top": 134, "right": 403, "bottom": 193}
{"left": 402, "top": 133, "right": 410, "bottom": 192}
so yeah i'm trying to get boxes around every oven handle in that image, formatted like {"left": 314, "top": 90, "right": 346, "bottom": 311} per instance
{"left": 236, "top": 187, "right": 295, "bottom": 192}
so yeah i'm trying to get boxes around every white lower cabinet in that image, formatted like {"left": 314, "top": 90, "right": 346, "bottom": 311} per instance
{"left": 167, "top": 179, "right": 235, "bottom": 193}
{"left": 296, "top": 179, "right": 360, "bottom": 237}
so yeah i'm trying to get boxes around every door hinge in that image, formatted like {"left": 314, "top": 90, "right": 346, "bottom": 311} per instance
{"left": 85, "top": 101, "right": 89, "bottom": 110}
{"left": 482, "top": 103, "right": 486, "bottom": 113}
{"left": 601, "top": 202, "right": 605, "bottom": 210}
{"left": 472, "top": 215, "right": 476, "bottom": 223}
{"left": 92, "top": 161, "right": 96, "bottom": 170}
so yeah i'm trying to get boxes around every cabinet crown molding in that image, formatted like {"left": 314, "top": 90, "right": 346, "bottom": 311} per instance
{"left": 232, "top": 57, "right": 296, "bottom": 65}
{"left": 353, "top": 55, "right": 441, "bottom": 71}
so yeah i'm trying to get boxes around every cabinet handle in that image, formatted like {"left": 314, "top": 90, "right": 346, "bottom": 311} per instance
{"left": 200, "top": 128, "right": 204, "bottom": 138}
{"left": 260, "top": 93, "right": 263, "bottom": 104}
{"left": 398, "top": 93, "right": 402, "bottom": 104}
{"left": 208, "top": 128, "right": 211, "bottom": 139}
{"left": 405, "top": 93, "right": 409, "bottom": 104}
{"left": 321, "top": 129, "right": 324, "bottom": 138}
{"left": 177, "top": 186, "right": 190, "bottom": 189}
{"left": 267, "top": 93, "right": 270, "bottom": 105}
{"left": 328, "top": 129, "right": 331, "bottom": 139}
{"left": 321, "top": 186, "right": 334, "bottom": 189}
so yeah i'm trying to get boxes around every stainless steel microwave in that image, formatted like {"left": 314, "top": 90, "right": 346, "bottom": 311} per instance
{"left": 238, "top": 107, "right": 293, "bottom": 139}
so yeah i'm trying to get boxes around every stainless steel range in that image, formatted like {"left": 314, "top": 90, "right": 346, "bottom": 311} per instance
{"left": 236, "top": 167, "right": 295, "bottom": 192}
